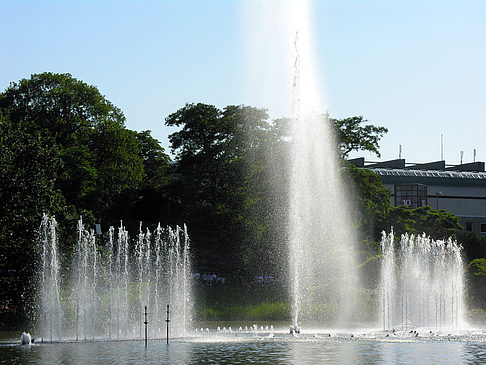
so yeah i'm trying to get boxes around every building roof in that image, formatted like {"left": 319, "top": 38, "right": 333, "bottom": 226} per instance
{"left": 370, "top": 168, "right": 486, "bottom": 187}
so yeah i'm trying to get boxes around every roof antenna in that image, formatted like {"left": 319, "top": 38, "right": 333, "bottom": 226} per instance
{"left": 399, "top": 144, "right": 402, "bottom": 159}
{"left": 460, "top": 151, "right": 464, "bottom": 164}
{"left": 440, "top": 134, "right": 444, "bottom": 161}
{"left": 474, "top": 149, "right": 477, "bottom": 162}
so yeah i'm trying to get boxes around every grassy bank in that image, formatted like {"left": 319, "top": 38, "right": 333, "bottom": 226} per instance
{"left": 193, "top": 284, "right": 291, "bottom": 322}
{"left": 192, "top": 285, "right": 381, "bottom": 324}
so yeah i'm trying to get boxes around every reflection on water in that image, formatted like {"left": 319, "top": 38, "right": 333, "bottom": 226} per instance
{"left": 2, "top": 336, "right": 486, "bottom": 364}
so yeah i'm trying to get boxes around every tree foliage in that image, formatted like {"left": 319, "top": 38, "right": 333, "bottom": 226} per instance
{"left": 380, "top": 205, "right": 462, "bottom": 241}
{"left": 332, "top": 116, "right": 388, "bottom": 158}
{"left": 467, "top": 258, "right": 486, "bottom": 307}
{"left": 0, "top": 73, "right": 170, "bottom": 324}
{"left": 345, "top": 164, "right": 392, "bottom": 239}
{"left": 2, "top": 72, "right": 473, "bottom": 324}
{"left": 0, "top": 113, "right": 67, "bottom": 319}
{"left": 165, "top": 103, "right": 287, "bottom": 275}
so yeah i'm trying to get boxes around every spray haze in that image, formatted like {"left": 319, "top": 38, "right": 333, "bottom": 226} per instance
{"left": 245, "top": 0, "right": 360, "bottom": 327}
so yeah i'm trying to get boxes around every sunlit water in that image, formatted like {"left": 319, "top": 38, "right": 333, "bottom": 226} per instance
{"left": 3, "top": 331, "right": 486, "bottom": 364}
{"left": 38, "top": 216, "right": 192, "bottom": 341}
{"left": 380, "top": 232, "right": 466, "bottom": 331}
{"left": 287, "top": 0, "right": 359, "bottom": 328}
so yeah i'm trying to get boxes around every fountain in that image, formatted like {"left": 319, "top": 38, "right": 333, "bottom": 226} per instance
{"left": 280, "top": 0, "right": 467, "bottom": 332}
{"left": 38, "top": 215, "right": 192, "bottom": 341}
{"left": 287, "top": 0, "right": 359, "bottom": 328}
{"left": 39, "top": 214, "right": 62, "bottom": 341}
{"left": 35, "top": 0, "right": 467, "bottom": 344}
{"left": 380, "top": 231, "right": 465, "bottom": 331}
{"left": 2, "top": 2, "right": 482, "bottom": 364}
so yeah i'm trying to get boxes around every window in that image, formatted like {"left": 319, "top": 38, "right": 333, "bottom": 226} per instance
{"left": 465, "top": 222, "right": 473, "bottom": 232}
{"left": 480, "top": 223, "right": 486, "bottom": 233}
{"left": 394, "top": 184, "right": 427, "bottom": 208}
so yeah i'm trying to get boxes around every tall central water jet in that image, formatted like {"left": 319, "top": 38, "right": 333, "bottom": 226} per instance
{"left": 287, "top": 0, "right": 359, "bottom": 328}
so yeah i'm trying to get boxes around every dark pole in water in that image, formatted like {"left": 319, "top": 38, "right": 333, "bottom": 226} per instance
{"left": 166, "top": 304, "right": 170, "bottom": 344}
{"left": 144, "top": 306, "right": 148, "bottom": 348}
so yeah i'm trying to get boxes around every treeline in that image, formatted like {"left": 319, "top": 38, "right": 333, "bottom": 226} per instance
{"left": 0, "top": 73, "right": 175, "bottom": 322}
{"left": 1, "top": 72, "right": 485, "bottom": 325}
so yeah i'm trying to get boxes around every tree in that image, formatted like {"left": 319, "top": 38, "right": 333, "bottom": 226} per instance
{"left": 346, "top": 164, "right": 392, "bottom": 239}
{"left": 458, "top": 232, "right": 486, "bottom": 262}
{"left": 379, "top": 205, "right": 463, "bottom": 241}
{"left": 0, "top": 72, "right": 145, "bottom": 219}
{"left": 134, "top": 131, "right": 171, "bottom": 190}
{"left": 0, "top": 73, "right": 167, "bottom": 325}
{"left": 332, "top": 116, "right": 388, "bottom": 158}
{"left": 0, "top": 72, "right": 125, "bottom": 145}
{"left": 0, "top": 113, "right": 68, "bottom": 323}
{"left": 128, "top": 131, "right": 173, "bottom": 223}
{"left": 166, "top": 105, "right": 391, "bottom": 278}
{"left": 89, "top": 121, "right": 144, "bottom": 217}
{"left": 166, "top": 103, "right": 285, "bottom": 275}
{"left": 467, "top": 258, "right": 486, "bottom": 307}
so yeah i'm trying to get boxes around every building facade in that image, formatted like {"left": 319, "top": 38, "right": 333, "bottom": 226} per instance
{"left": 349, "top": 158, "right": 486, "bottom": 235}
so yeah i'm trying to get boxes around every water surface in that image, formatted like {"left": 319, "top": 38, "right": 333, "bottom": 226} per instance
{"left": 3, "top": 332, "right": 486, "bottom": 364}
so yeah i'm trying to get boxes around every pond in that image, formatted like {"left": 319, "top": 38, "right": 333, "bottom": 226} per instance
{"left": 2, "top": 329, "right": 486, "bottom": 364}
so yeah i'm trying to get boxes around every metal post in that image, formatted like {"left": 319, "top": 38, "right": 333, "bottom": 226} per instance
{"left": 166, "top": 304, "right": 170, "bottom": 344}
{"left": 144, "top": 306, "right": 148, "bottom": 348}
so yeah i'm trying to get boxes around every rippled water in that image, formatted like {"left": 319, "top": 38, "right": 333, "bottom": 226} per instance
{"left": 2, "top": 332, "right": 486, "bottom": 364}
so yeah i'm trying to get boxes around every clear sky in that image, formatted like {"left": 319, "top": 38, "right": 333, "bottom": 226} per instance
{"left": 1, "top": 0, "right": 485, "bottom": 164}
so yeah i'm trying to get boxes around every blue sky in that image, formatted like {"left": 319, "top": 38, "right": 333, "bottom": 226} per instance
{"left": 1, "top": 0, "right": 485, "bottom": 164}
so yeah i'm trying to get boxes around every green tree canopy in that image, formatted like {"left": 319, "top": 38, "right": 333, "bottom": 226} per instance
{"left": 0, "top": 113, "right": 67, "bottom": 320}
{"left": 166, "top": 103, "right": 285, "bottom": 275}
{"left": 466, "top": 258, "right": 486, "bottom": 307}
{"left": 379, "top": 205, "right": 463, "bottom": 241}
{"left": 0, "top": 73, "right": 171, "bottom": 324}
{"left": 332, "top": 116, "right": 388, "bottom": 158}
{"left": 346, "top": 164, "right": 392, "bottom": 240}
{"left": 0, "top": 72, "right": 147, "bottom": 217}
{"left": 0, "top": 72, "right": 125, "bottom": 144}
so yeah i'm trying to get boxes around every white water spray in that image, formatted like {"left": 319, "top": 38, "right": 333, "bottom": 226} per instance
{"left": 287, "top": 0, "right": 359, "bottom": 328}
{"left": 39, "top": 216, "right": 192, "bottom": 341}
{"left": 39, "top": 214, "right": 62, "bottom": 342}
{"left": 380, "top": 231, "right": 466, "bottom": 330}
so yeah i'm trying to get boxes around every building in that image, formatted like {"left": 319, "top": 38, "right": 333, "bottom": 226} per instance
{"left": 349, "top": 158, "right": 486, "bottom": 235}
